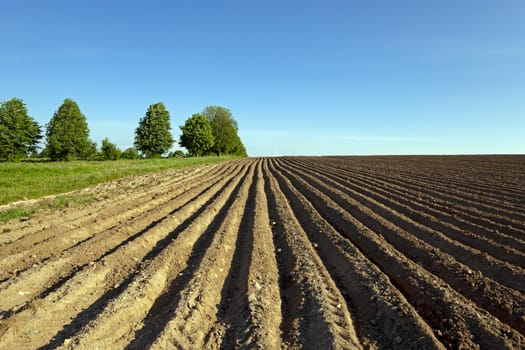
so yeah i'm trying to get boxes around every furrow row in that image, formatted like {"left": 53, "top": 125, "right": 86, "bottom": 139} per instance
{"left": 0, "top": 162, "right": 228, "bottom": 278}
{"left": 323, "top": 156, "right": 525, "bottom": 204}
{"left": 264, "top": 160, "right": 362, "bottom": 349}
{"left": 1, "top": 156, "right": 523, "bottom": 349}
{"left": 272, "top": 158, "right": 525, "bottom": 348}
{"left": 286, "top": 158, "right": 525, "bottom": 266}
{"left": 207, "top": 160, "right": 282, "bottom": 349}
{"left": 298, "top": 158, "right": 525, "bottom": 252}
{"left": 306, "top": 158, "right": 525, "bottom": 240}
{"left": 266, "top": 160, "right": 444, "bottom": 349}
{"left": 276, "top": 160, "right": 525, "bottom": 334}
{"left": 0, "top": 162, "right": 239, "bottom": 288}
{"left": 0, "top": 162, "right": 220, "bottom": 247}
{"left": 317, "top": 157, "right": 525, "bottom": 227}
{"left": 0, "top": 161, "right": 249, "bottom": 349}
{"left": 277, "top": 159, "right": 525, "bottom": 294}
{"left": 147, "top": 162, "right": 256, "bottom": 349}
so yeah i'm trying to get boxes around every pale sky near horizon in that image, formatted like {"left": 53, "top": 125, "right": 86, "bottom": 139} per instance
{"left": 1, "top": 1, "right": 524, "bottom": 156}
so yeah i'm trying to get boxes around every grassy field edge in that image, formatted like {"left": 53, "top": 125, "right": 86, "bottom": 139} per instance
{"left": 0, "top": 156, "right": 237, "bottom": 222}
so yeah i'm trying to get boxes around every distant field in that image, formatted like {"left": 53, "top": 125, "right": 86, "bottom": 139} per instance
{"left": 0, "top": 156, "right": 524, "bottom": 348}
{"left": 0, "top": 156, "right": 236, "bottom": 206}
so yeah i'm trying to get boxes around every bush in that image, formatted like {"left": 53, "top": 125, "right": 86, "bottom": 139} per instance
{"left": 121, "top": 147, "right": 140, "bottom": 160}
{"left": 168, "top": 150, "right": 186, "bottom": 158}
{"left": 101, "top": 138, "right": 121, "bottom": 160}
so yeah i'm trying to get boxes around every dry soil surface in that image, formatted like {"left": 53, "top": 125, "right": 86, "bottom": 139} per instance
{"left": 1, "top": 156, "right": 524, "bottom": 349}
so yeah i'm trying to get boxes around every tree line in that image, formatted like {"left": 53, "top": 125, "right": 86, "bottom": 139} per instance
{"left": 0, "top": 97, "right": 247, "bottom": 161}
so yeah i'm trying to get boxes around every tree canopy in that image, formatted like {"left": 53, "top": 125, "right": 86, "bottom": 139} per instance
{"left": 134, "top": 102, "right": 174, "bottom": 158}
{"left": 179, "top": 113, "right": 215, "bottom": 156}
{"left": 101, "top": 138, "right": 121, "bottom": 160}
{"left": 0, "top": 98, "right": 42, "bottom": 161}
{"left": 229, "top": 133, "right": 247, "bottom": 157}
{"left": 203, "top": 106, "right": 246, "bottom": 156}
{"left": 1, "top": 98, "right": 247, "bottom": 161}
{"left": 45, "top": 98, "right": 92, "bottom": 161}
{"left": 121, "top": 147, "right": 140, "bottom": 160}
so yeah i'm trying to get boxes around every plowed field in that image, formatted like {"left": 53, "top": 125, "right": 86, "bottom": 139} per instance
{"left": 1, "top": 156, "right": 524, "bottom": 349}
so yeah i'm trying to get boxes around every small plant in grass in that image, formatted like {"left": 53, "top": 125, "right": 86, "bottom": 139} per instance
{"left": 0, "top": 194, "right": 96, "bottom": 222}
{"left": 0, "top": 207, "right": 36, "bottom": 222}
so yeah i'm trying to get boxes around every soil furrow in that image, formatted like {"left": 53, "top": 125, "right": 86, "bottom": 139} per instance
{"left": 379, "top": 168, "right": 523, "bottom": 209}
{"left": 273, "top": 159, "right": 525, "bottom": 348}
{"left": 279, "top": 159, "right": 525, "bottom": 334}
{"left": 55, "top": 161, "right": 252, "bottom": 350}
{"left": 285, "top": 159, "right": 525, "bottom": 267}
{"left": 303, "top": 160, "right": 525, "bottom": 253}
{"left": 1, "top": 155, "right": 523, "bottom": 349}
{"left": 268, "top": 160, "right": 445, "bottom": 349}
{"left": 354, "top": 171, "right": 525, "bottom": 242}
{"left": 387, "top": 166, "right": 525, "bottom": 208}
{"left": 311, "top": 157, "right": 525, "bottom": 230}
{"left": 208, "top": 160, "right": 282, "bottom": 350}
{"left": 339, "top": 156, "right": 525, "bottom": 211}
{"left": 0, "top": 163, "right": 220, "bottom": 247}
{"left": 277, "top": 159, "right": 525, "bottom": 294}
{"left": 0, "top": 163, "right": 232, "bottom": 280}
{"left": 0, "top": 162, "right": 249, "bottom": 349}
{"left": 0, "top": 163, "right": 242, "bottom": 316}
{"left": 264, "top": 160, "right": 362, "bottom": 349}
{"left": 341, "top": 163, "right": 525, "bottom": 230}
{"left": 133, "top": 162, "right": 255, "bottom": 349}
{"left": 319, "top": 156, "right": 525, "bottom": 206}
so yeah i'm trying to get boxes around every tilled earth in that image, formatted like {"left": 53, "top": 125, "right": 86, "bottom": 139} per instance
{"left": 0, "top": 156, "right": 524, "bottom": 349}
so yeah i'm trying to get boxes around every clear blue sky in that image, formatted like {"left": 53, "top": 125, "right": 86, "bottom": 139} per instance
{"left": 1, "top": 1, "right": 524, "bottom": 156}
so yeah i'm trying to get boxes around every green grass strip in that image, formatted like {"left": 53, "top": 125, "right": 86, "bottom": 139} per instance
{"left": 0, "top": 207, "right": 36, "bottom": 222}
{"left": 0, "top": 156, "right": 236, "bottom": 206}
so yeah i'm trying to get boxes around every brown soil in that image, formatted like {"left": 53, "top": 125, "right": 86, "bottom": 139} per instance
{"left": 1, "top": 156, "right": 524, "bottom": 349}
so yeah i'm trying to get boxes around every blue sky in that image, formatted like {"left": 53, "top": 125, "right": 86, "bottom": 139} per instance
{"left": 1, "top": 1, "right": 524, "bottom": 156}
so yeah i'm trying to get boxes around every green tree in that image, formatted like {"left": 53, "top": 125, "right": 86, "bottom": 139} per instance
{"left": 46, "top": 98, "right": 92, "bottom": 161}
{"left": 101, "top": 138, "right": 121, "bottom": 160}
{"left": 203, "top": 106, "right": 246, "bottom": 156}
{"left": 134, "top": 102, "right": 174, "bottom": 158}
{"left": 231, "top": 133, "right": 247, "bottom": 157}
{"left": 86, "top": 141, "right": 99, "bottom": 160}
{"left": 0, "top": 98, "right": 42, "bottom": 161}
{"left": 179, "top": 114, "right": 215, "bottom": 156}
{"left": 121, "top": 147, "right": 140, "bottom": 160}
